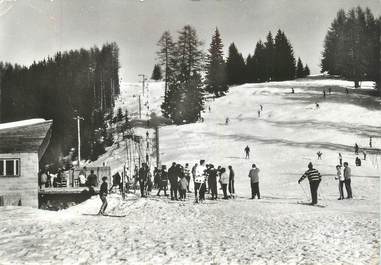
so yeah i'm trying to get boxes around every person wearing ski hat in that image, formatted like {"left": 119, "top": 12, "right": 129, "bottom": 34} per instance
{"left": 98, "top": 176, "right": 108, "bottom": 215}
{"left": 298, "top": 162, "right": 322, "bottom": 205}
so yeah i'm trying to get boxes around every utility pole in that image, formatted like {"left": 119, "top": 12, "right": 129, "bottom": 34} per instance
{"left": 73, "top": 113, "right": 84, "bottom": 168}
{"left": 138, "top": 95, "right": 142, "bottom": 119}
{"left": 138, "top": 74, "right": 147, "bottom": 96}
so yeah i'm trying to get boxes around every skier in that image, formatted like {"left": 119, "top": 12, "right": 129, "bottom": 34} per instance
{"left": 298, "top": 162, "right": 322, "bottom": 205}
{"left": 168, "top": 162, "right": 178, "bottom": 200}
{"left": 208, "top": 165, "right": 218, "bottom": 200}
{"left": 354, "top": 143, "right": 359, "bottom": 155}
{"left": 138, "top": 163, "right": 149, "bottom": 198}
{"left": 225, "top": 117, "right": 230, "bottom": 125}
{"left": 369, "top": 136, "right": 373, "bottom": 148}
{"left": 109, "top": 172, "right": 121, "bottom": 193}
{"left": 362, "top": 150, "right": 367, "bottom": 160}
{"left": 244, "top": 145, "right": 250, "bottom": 159}
{"left": 97, "top": 176, "right": 108, "bottom": 215}
{"left": 315, "top": 102, "right": 320, "bottom": 109}
{"left": 191, "top": 163, "right": 198, "bottom": 182}
{"left": 248, "top": 164, "right": 260, "bottom": 199}
{"left": 323, "top": 89, "right": 326, "bottom": 98}
{"left": 156, "top": 165, "right": 168, "bottom": 196}
{"left": 257, "top": 110, "right": 261, "bottom": 118}
{"left": 184, "top": 163, "right": 191, "bottom": 192}
{"left": 208, "top": 106, "right": 211, "bottom": 112}
{"left": 291, "top": 88, "right": 295, "bottom": 94}
{"left": 335, "top": 165, "right": 345, "bottom": 200}
{"left": 260, "top": 104, "right": 263, "bottom": 111}
{"left": 228, "top": 165, "right": 235, "bottom": 198}
{"left": 194, "top": 160, "right": 207, "bottom": 203}
{"left": 345, "top": 88, "right": 349, "bottom": 95}
{"left": 338, "top": 153, "right": 343, "bottom": 166}
{"left": 355, "top": 157, "right": 361, "bottom": 167}
{"left": 343, "top": 162, "right": 352, "bottom": 199}
{"left": 179, "top": 173, "right": 188, "bottom": 201}
{"left": 316, "top": 151, "right": 322, "bottom": 160}
{"left": 220, "top": 168, "right": 229, "bottom": 199}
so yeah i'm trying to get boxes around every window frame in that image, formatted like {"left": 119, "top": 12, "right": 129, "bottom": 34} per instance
{"left": 0, "top": 158, "right": 21, "bottom": 177}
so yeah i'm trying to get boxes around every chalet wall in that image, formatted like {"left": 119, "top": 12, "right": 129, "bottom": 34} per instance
{"left": 0, "top": 152, "right": 38, "bottom": 208}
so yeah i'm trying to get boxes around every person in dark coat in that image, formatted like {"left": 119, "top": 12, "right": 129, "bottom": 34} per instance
{"left": 208, "top": 165, "right": 218, "bottom": 200}
{"left": 138, "top": 163, "right": 149, "bottom": 197}
{"left": 87, "top": 170, "right": 98, "bottom": 188}
{"left": 343, "top": 162, "right": 352, "bottom": 199}
{"left": 228, "top": 165, "right": 235, "bottom": 197}
{"left": 109, "top": 172, "right": 121, "bottom": 193}
{"left": 157, "top": 165, "right": 168, "bottom": 196}
{"left": 98, "top": 176, "right": 108, "bottom": 215}
{"left": 298, "top": 162, "right": 322, "bottom": 205}
{"left": 168, "top": 162, "right": 178, "bottom": 200}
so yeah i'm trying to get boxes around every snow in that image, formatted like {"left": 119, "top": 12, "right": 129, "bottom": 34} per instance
{"left": 0, "top": 78, "right": 380, "bottom": 264}
{"left": 0, "top": 118, "right": 48, "bottom": 130}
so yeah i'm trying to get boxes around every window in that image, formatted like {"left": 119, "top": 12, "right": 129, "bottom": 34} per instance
{"left": 0, "top": 159, "right": 20, "bottom": 177}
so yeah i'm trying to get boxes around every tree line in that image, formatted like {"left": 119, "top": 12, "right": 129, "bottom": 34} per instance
{"left": 0, "top": 43, "right": 120, "bottom": 167}
{"left": 155, "top": 26, "right": 306, "bottom": 124}
{"left": 321, "top": 6, "right": 380, "bottom": 89}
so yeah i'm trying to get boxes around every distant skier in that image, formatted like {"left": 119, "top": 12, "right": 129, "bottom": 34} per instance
{"left": 228, "top": 165, "right": 235, "bottom": 198}
{"left": 335, "top": 165, "right": 345, "bottom": 200}
{"left": 168, "top": 162, "right": 178, "bottom": 200}
{"left": 328, "top": 87, "right": 332, "bottom": 94}
{"left": 98, "top": 176, "right": 108, "bottom": 215}
{"left": 138, "top": 163, "right": 149, "bottom": 198}
{"left": 244, "top": 145, "right": 250, "bottom": 159}
{"left": 362, "top": 150, "right": 366, "bottom": 160}
{"left": 225, "top": 117, "right": 230, "bottom": 125}
{"left": 355, "top": 157, "right": 361, "bottom": 167}
{"left": 369, "top": 136, "right": 373, "bottom": 148}
{"left": 194, "top": 160, "right": 207, "bottom": 203}
{"left": 291, "top": 88, "right": 295, "bottom": 94}
{"left": 354, "top": 143, "right": 359, "bottom": 155}
{"left": 260, "top": 104, "right": 263, "bottom": 111}
{"left": 184, "top": 163, "right": 191, "bottom": 192}
{"left": 220, "top": 168, "right": 229, "bottom": 199}
{"left": 248, "top": 164, "right": 260, "bottom": 199}
{"left": 316, "top": 151, "right": 322, "bottom": 160}
{"left": 345, "top": 88, "right": 349, "bottom": 95}
{"left": 315, "top": 102, "right": 320, "bottom": 109}
{"left": 343, "top": 162, "right": 352, "bottom": 199}
{"left": 323, "top": 89, "right": 326, "bottom": 98}
{"left": 257, "top": 110, "right": 261, "bottom": 118}
{"left": 208, "top": 106, "right": 211, "bottom": 112}
{"left": 156, "top": 165, "right": 168, "bottom": 196}
{"left": 298, "top": 162, "right": 322, "bottom": 205}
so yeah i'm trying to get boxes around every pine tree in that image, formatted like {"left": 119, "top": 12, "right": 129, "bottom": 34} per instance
{"left": 205, "top": 28, "right": 228, "bottom": 97}
{"left": 226, "top": 43, "right": 246, "bottom": 85}
{"left": 321, "top": 7, "right": 380, "bottom": 88}
{"left": 264, "top": 31, "right": 275, "bottom": 81}
{"left": 296, "top": 58, "right": 304, "bottom": 78}
{"left": 273, "top": 30, "right": 296, "bottom": 81}
{"left": 151, "top": 64, "right": 162, "bottom": 80}
{"left": 251, "top": 41, "right": 267, "bottom": 82}
{"left": 303, "top": 65, "right": 310, "bottom": 77}
{"left": 161, "top": 25, "right": 205, "bottom": 124}
{"left": 157, "top": 31, "right": 176, "bottom": 94}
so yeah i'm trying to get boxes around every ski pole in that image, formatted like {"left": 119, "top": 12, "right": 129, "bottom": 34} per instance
{"left": 299, "top": 183, "right": 309, "bottom": 201}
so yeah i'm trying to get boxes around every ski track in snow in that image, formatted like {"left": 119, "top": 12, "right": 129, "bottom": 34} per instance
{"left": 0, "top": 78, "right": 380, "bottom": 265}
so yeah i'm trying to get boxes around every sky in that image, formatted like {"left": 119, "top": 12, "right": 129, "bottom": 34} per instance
{"left": 0, "top": 0, "right": 380, "bottom": 82}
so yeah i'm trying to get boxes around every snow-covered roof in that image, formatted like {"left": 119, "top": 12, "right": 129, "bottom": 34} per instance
{"left": 0, "top": 119, "right": 53, "bottom": 157}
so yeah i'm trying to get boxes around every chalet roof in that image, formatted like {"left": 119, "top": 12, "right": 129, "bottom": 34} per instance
{"left": 0, "top": 119, "right": 53, "bottom": 158}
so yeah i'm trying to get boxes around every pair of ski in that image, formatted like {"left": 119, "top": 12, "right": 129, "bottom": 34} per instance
{"left": 297, "top": 201, "right": 326, "bottom": 208}
{"left": 82, "top": 213, "right": 126, "bottom": 217}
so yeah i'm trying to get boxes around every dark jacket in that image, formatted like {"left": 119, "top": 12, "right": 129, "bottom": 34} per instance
{"left": 100, "top": 182, "right": 108, "bottom": 197}
{"left": 138, "top": 167, "right": 149, "bottom": 182}
{"left": 168, "top": 166, "right": 178, "bottom": 185}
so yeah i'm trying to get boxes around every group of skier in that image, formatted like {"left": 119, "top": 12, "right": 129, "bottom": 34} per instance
{"left": 153, "top": 160, "right": 238, "bottom": 203}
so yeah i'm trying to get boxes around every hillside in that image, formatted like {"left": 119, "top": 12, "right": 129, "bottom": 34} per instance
{"left": 0, "top": 78, "right": 379, "bottom": 264}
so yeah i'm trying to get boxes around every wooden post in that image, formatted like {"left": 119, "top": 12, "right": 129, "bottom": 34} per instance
{"left": 73, "top": 114, "right": 84, "bottom": 168}
{"left": 138, "top": 95, "right": 142, "bottom": 119}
